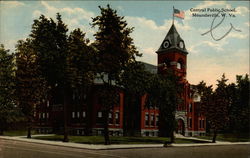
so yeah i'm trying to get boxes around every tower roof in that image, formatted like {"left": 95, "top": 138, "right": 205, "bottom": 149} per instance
{"left": 156, "top": 24, "right": 188, "bottom": 54}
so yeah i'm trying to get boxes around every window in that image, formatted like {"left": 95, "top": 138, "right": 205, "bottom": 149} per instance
{"left": 156, "top": 115, "right": 159, "bottom": 126}
{"left": 47, "top": 113, "right": 49, "bottom": 118}
{"left": 177, "top": 62, "right": 181, "bottom": 69}
{"left": 72, "top": 112, "right": 75, "bottom": 118}
{"left": 189, "top": 103, "right": 192, "bottom": 112}
{"left": 47, "top": 100, "right": 49, "bottom": 107}
{"left": 115, "top": 112, "right": 119, "bottom": 124}
{"left": 151, "top": 114, "right": 155, "bottom": 126}
{"left": 38, "top": 113, "right": 41, "bottom": 119}
{"left": 109, "top": 112, "right": 113, "bottom": 124}
{"left": 98, "top": 112, "right": 102, "bottom": 118}
{"left": 77, "top": 112, "right": 80, "bottom": 118}
{"left": 42, "top": 113, "right": 45, "bottom": 119}
{"left": 145, "top": 114, "right": 149, "bottom": 126}
{"left": 82, "top": 111, "right": 86, "bottom": 118}
{"left": 189, "top": 118, "right": 192, "bottom": 128}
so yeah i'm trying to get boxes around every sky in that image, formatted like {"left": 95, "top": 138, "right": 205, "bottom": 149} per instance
{"left": 0, "top": 1, "right": 249, "bottom": 88}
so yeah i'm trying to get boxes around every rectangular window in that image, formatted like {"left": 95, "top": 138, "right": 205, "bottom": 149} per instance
{"left": 98, "top": 112, "right": 102, "bottom": 118}
{"left": 189, "top": 118, "right": 192, "bottom": 128}
{"left": 156, "top": 115, "right": 159, "bottom": 126}
{"left": 145, "top": 114, "right": 149, "bottom": 126}
{"left": 77, "top": 112, "right": 80, "bottom": 118}
{"left": 109, "top": 112, "right": 113, "bottom": 124}
{"left": 38, "top": 113, "right": 41, "bottom": 119}
{"left": 202, "top": 120, "right": 205, "bottom": 128}
{"left": 47, "top": 100, "right": 49, "bottom": 107}
{"left": 43, "top": 113, "right": 45, "bottom": 119}
{"left": 72, "top": 112, "right": 75, "bottom": 118}
{"left": 151, "top": 114, "right": 155, "bottom": 126}
{"left": 83, "top": 111, "right": 86, "bottom": 118}
{"left": 47, "top": 113, "right": 49, "bottom": 118}
{"left": 115, "top": 112, "right": 119, "bottom": 124}
{"left": 189, "top": 103, "right": 192, "bottom": 112}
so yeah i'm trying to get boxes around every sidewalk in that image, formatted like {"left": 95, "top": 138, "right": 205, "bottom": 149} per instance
{"left": 1, "top": 135, "right": 250, "bottom": 150}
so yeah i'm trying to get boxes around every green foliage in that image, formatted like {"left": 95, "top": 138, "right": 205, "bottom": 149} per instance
{"left": 146, "top": 70, "right": 180, "bottom": 139}
{"left": 92, "top": 5, "right": 141, "bottom": 144}
{"left": 30, "top": 13, "right": 68, "bottom": 88}
{"left": 15, "top": 39, "right": 48, "bottom": 138}
{"left": 67, "top": 28, "right": 96, "bottom": 104}
{"left": 228, "top": 74, "right": 250, "bottom": 133}
{"left": 92, "top": 4, "right": 140, "bottom": 80}
{"left": 0, "top": 45, "right": 23, "bottom": 134}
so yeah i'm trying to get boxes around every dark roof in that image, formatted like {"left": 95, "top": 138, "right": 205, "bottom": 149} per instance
{"left": 156, "top": 24, "right": 188, "bottom": 54}
{"left": 140, "top": 61, "right": 157, "bottom": 74}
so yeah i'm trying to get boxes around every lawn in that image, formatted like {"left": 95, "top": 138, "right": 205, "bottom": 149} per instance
{"left": 34, "top": 135, "right": 209, "bottom": 144}
{"left": 3, "top": 130, "right": 36, "bottom": 137}
{"left": 196, "top": 133, "right": 250, "bottom": 142}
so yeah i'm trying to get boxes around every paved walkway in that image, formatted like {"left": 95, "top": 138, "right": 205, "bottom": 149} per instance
{"left": 1, "top": 135, "right": 249, "bottom": 150}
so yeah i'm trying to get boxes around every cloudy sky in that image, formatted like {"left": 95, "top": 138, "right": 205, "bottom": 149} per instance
{"left": 0, "top": 1, "right": 249, "bottom": 88}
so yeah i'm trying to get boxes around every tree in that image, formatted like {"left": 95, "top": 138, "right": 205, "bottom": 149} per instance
{"left": 67, "top": 28, "right": 96, "bottom": 135}
{"left": 228, "top": 75, "right": 250, "bottom": 133}
{"left": 30, "top": 13, "right": 70, "bottom": 142}
{"left": 146, "top": 70, "right": 180, "bottom": 143}
{"left": 118, "top": 61, "right": 152, "bottom": 136}
{"left": 0, "top": 45, "right": 22, "bottom": 135}
{"left": 15, "top": 39, "right": 47, "bottom": 138}
{"left": 92, "top": 5, "right": 140, "bottom": 144}
{"left": 197, "top": 74, "right": 230, "bottom": 143}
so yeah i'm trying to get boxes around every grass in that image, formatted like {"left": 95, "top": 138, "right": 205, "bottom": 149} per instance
{"left": 34, "top": 135, "right": 210, "bottom": 144}
{"left": 3, "top": 130, "right": 36, "bottom": 137}
{"left": 196, "top": 133, "right": 250, "bottom": 142}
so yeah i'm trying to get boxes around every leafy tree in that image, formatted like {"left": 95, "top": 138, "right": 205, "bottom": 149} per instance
{"left": 197, "top": 74, "right": 230, "bottom": 143}
{"left": 228, "top": 75, "right": 250, "bottom": 133}
{"left": 92, "top": 5, "right": 140, "bottom": 144}
{"left": 29, "top": 13, "right": 70, "bottom": 142}
{"left": 15, "top": 39, "right": 47, "bottom": 138}
{"left": 0, "top": 45, "right": 23, "bottom": 135}
{"left": 67, "top": 28, "right": 96, "bottom": 135}
{"left": 146, "top": 70, "right": 180, "bottom": 143}
{"left": 118, "top": 61, "right": 152, "bottom": 136}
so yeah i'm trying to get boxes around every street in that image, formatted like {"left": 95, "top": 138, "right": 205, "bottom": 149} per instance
{"left": 0, "top": 139, "right": 249, "bottom": 158}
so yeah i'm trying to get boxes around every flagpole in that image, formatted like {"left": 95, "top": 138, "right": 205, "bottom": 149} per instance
{"left": 172, "top": 6, "right": 174, "bottom": 25}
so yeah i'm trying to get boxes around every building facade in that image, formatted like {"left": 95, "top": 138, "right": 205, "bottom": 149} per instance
{"left": 34, "top": 24, "right": 206, "bottom": 137}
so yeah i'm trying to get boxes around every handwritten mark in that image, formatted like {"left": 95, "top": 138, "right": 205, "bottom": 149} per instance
{"left": 201, "top": 11, "right": 241, "bottom": 41}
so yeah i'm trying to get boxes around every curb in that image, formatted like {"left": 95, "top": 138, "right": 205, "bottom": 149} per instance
{"left": 1, "top": 136, "right": 250, "bottom": 150}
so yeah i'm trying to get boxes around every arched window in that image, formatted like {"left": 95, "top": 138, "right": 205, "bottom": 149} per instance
{"left": 177, "top": 58, "right": 184, "bottom": 70}
{"left": 163, "top": 58, "right": 171, "bottom": 68}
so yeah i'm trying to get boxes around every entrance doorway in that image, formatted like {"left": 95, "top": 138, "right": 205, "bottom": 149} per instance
{"left": 177, "top": 119, "right": 185, "bottom": 135}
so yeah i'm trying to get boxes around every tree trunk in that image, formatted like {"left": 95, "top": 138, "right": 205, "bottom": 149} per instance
{"left": 103, "top": 109, "right": 110, "bottom": 145}
{"left": 63, "top": 88, "right": 69, "bottom": 142}
{"left": 27, "top": 117, "right": 32, "bottom": 138}
{"left": 212, "top": 130, "right": 217, "bottom": 143}
{"left": 0, "top": 128, "right": 4, "bottom": 135}
{"left": 170, "top": 131, "right": 175, "bottom": 143}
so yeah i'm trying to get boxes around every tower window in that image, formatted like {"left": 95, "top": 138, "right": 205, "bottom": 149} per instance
{"left": 177, "top": 58, "right": 184, "bottom": 70}
{"left": 177, "top": 63, "right": 181, "bottom": 69}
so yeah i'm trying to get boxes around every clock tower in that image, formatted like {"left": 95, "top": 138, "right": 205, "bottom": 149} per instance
{"left": 156, "top": 24, "right": 189, "bottom": 135}
{"left": 156, "top": 24, "right": 188, "bottom": 80}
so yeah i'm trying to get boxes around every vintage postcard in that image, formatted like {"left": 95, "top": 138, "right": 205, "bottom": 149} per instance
{"left": 0, "top": 1, "right": 249, "bottom": 158}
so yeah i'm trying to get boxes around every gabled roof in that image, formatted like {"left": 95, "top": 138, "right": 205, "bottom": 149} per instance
{"left": 156, "top": 24, "right": 188, "bottom": 54}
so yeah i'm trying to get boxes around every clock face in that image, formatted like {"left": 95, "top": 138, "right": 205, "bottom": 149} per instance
{"left": 179, "top": 41, "right": 184, "bottom": 49}
{"left": 162, "top": 40, "right": 170, "bottom": 48}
